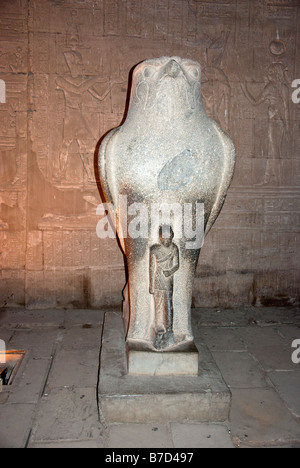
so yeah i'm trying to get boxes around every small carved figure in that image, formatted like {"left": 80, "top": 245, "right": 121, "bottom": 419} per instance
{"left": 149, "top": 225, "right": 179, "bottom": 350}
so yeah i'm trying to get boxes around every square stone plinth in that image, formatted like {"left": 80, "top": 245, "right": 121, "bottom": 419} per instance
{"left": 127, "top": 345, "right": 199, "bottom": 376}
{"left": 98, "top": 312, "right": 231, "bottom": 424}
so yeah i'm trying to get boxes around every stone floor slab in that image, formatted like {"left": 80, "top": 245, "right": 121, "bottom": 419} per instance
{"left": 248, "top": 345, "right": 295, "bottom": 371}
{"left": 8, "top": 329, "right": 59, "bottom": 359}
{"left": 230, "top": 387, "right": 300, "bottom": 447}
{"left": 0, "top": 308, "right": 65, "bottom": 328}
{"left": 64, "top": 309, "right": 105, "bottom": 327}
{"left": 277, "top": 326, "right": 300, "bottom": 344}
{"left": 0, "top": 328, "right": 14, "bottom": 343}
{"left": 201, "top": 327, "right": 247, "bottom": 351}
{"left": 193, "top": 307, "right": 300, "bottom": 327}
{"left": 238, "top": 327, "right": 295, "bottom": 371}
{"left": 31, "top": 439, "right": 105, "bottom": 448}
{"left": 268, "top": 370, "right": 300, "bottom": 418}
{"left": 170, "top": 422, "right": 234, "bottom": 448}
{"left": 31, "top": 386, "right": 103, "bottom": 442}
{"left": 239, "top": 326, "right": 286, "bottom": 349}
{"left": 46, "top": 347, "right": 100, "bottom": 390}
{"left": 8, "top": 357, "right": 50, "bottom": 404}
{"left": 108, "top": 423, "right": 173, "bottom": 448}
{"left": 212, "top": 351, "right": 267, "bottom": 388}
{"left": 57, "top": 326, "right": 102, "bottom": 350}
{"left": 0, "top": 403, "right": 35, "bottom": 448}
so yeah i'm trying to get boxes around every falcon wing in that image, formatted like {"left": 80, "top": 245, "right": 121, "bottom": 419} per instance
{"left": 98, "top": 126, "right": 127, "bottom": 250}
{"left": 98, "top": 126, "right": 120, "bottom": 211}
{"left": 205, "top": 122, "right": 235, "bottom": 235}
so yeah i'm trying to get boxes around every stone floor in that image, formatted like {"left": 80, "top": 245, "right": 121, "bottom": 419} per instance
{"left": 0, "top": 306, "right": 299, "bottom": 449}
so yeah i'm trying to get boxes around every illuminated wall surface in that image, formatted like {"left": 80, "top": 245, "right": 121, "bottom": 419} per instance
{"left": 0, "top": 0, "right": 299, "bottom": 309}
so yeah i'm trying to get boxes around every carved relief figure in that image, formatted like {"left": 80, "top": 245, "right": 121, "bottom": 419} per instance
{"left": 0, "top": 98, "right": 26, "bottom": 231}
{"left": 56, "top": 50, "right": 115, "bottom": 181}
{"left": 202, "top": 31, "right": 231, "bottom": 132}
{"left": 149, "top": 225, "right": 179, "bottom": 350}
{"left": 241, "top": 62, "right": 290, "bottom": 184}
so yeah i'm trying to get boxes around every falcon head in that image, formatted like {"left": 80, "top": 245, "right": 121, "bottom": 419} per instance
{"left": 127, "top": 57, "right": 202, "bottom": 120}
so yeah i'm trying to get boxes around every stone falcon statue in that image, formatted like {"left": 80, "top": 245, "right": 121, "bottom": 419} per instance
{"left": 98, "top": 57, "right": 235, "bottom": 353}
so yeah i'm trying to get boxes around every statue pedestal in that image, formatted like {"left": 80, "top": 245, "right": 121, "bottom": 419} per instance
{"left": 98, "top": 311, "right": 231, "bottom": 424}
{"left": 127, "top": 345, "right": 199, "bottom": 376}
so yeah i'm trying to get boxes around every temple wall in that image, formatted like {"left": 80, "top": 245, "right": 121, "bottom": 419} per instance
{"left": 0, "top": 0, "right": 299, "bottom": 309}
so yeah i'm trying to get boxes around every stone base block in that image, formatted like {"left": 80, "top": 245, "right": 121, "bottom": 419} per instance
{"left": 127, "top": 347, "right": 199, "bottom": 376}
{"left": 98, "top": 311, "right": 231, "bottom": 423}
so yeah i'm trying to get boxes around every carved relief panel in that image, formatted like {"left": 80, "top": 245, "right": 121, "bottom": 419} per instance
{"left": 0, "top": 0, "right": 299, "bottom": 308}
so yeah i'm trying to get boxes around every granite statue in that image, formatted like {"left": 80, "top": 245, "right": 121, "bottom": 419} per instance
{"left": 98, "top": 56, "right": 235, "bottom": 359}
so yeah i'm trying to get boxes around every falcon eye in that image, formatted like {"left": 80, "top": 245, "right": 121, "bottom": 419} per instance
{"left": 143, "top": 67, "right": 154, "bottom": 78}
{"left": 191, "top": 67, "right": 199, "bottom": 78}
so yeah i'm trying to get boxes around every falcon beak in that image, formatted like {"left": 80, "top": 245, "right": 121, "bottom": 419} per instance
{"left": 163, "top": 59, "right": 183, "bottom": 78}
